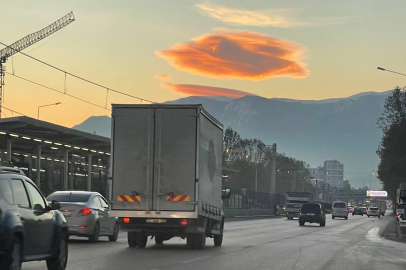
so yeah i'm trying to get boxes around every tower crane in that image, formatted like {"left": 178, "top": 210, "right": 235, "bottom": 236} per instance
{"left": 0, "top": 11, "right": 75, "bottom": 118}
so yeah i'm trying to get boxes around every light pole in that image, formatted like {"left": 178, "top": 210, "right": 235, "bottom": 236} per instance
{"left": 37, "top": 102, "right": 61, "bottom": 119}
{"left": 377, "top": 67, "right": 406, "bottom": 77}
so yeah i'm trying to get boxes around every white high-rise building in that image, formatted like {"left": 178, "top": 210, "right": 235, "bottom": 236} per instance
{"left": 324, "top": 160, "right": 344, "bottom": 188}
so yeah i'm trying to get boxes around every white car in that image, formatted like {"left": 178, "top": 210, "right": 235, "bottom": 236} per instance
{"left": 332, "top": 201, "right": 348, "bottom": 219}
{"left": 366, "top": 207, "right": 381, "bottom": 218}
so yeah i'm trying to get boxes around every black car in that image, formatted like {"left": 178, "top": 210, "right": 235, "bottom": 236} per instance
{"left": 0, "top": 167, "right": 68, "bottom": 270}
{"left": 298, "top": 203, "right": 326, "bottom": 227}
{"left": 352, "top": 207, "right": 366, "bottom": 216}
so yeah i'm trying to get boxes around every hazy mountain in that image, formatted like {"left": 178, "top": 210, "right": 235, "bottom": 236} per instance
{"left": 72, "top": 91, "right": 392, "bottom": 187}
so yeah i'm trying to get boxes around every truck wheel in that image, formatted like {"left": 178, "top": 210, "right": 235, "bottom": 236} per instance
{"left": 155, "top": 236, "right": 164, "bottom": 245}
{"left": 193, "top": 233, "right": 206, "bottom": 249}
{"left": 186, "top": 234, "right": 195, "bottom": 248}
{"left": 136, "top": 233, "right": 148, "bottom": 248}
{"left": 128, "top": 232, "right": 137, "bottom": 248}
{"left": 214, "top": 223, "right": 224, "bottom": 247}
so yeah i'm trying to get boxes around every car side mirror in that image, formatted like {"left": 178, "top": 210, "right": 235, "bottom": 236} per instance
{"left": 34, "top": 203, "right": 45, "bottom": 212}
{"left": 222, "top": 188, "right": 231, "bottom": 199}
{"left": 50, "top": 200, "right": 61, "bottom": 210}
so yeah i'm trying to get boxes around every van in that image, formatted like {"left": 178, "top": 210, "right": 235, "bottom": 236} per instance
{"left": 332, "top": 201, "right": 348, "bottom": 219}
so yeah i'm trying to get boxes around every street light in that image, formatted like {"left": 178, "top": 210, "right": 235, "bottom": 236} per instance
{"left": 37, "top": 102, "right": 61, "bottom": 119}
{"left": 377, "top": 67, "right": 406, "bottom": 77}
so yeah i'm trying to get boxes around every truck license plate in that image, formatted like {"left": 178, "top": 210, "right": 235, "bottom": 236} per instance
{"left": 146, "top": 219, "right": 167, "bottom": 223}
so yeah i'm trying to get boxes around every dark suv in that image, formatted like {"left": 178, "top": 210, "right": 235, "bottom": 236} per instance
{"left": 298, "top": 203, "right": 326, "bottom": 227}
{"left": 0, "top": 167, "right": 68, "bottom": 270}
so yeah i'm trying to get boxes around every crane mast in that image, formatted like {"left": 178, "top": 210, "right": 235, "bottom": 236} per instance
{"left": 0, "top": 11, "right": 75, "bottom": 118}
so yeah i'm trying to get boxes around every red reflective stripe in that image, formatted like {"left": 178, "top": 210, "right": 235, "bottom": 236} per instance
{"left": 179, "top": 195, "right": 188, "bottom": 201}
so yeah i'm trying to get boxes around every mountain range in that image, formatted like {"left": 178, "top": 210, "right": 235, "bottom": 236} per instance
{"left": 72, "top": 90, "right": 392, "bottom": 187}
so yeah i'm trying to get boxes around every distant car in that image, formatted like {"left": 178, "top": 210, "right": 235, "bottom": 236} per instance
{"left": 352, "top": 207, "right": 365, "bottom": 216}
{"left": 347, "top": 207, "right": 354, "bottom": 213}
{"left": 366, "top": 207, "right": 381, "bottom": 218}
{"left": 0, "top": 167, "right": 68, "bottom": 270}
{"left": 298, "top": 203, "right": 326, "bottom": 227}
{"left": 332, "top": 201, "right": 348, "bottom": 219}
{"left": 47, "top": 191, "right": 119, "bottom": 242}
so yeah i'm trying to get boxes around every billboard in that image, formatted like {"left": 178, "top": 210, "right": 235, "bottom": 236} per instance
{"left": 367, "top": 190, "right": 388, "bottom": 197}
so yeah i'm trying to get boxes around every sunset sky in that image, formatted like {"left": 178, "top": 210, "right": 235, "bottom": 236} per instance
{"left": 1, "top": 0, "right": 406, "bottom": 127}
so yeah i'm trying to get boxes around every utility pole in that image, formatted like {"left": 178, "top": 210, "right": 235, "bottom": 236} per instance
{"left": 270, "top": 143, "right": 277, "bottom": 194}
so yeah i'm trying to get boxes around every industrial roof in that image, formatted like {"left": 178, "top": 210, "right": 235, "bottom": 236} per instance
{"left": 0, "top": 116, "right": 110, "bottom": 153}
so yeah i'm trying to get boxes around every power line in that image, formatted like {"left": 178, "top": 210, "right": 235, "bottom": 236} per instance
{"left": 5, "top": 71, "right": 111, "bottom": 111}
{"left": 0, "top": 41, "right": 157, "bottom": 104}
{"left": 2, "top": 106, "right": 27, "bottom": 116}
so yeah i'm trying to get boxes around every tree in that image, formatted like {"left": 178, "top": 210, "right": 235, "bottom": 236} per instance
{"left": 377, "top": 87, "right": 406, "bottom": 199}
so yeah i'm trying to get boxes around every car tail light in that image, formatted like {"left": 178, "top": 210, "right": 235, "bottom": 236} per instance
{"left": 123, "top": 217, "right": 130, "bottom": 223}
{"left": 345, "top": 209, "right": 348, "bottom": 212}
{"left": 299, "top": 212, "right": 303, "bottom": 216}
{"left": 79, "top": 226, "right": 86, "bottom": 229}
{"left": 79, "top": 208, "right": 92, "bottom": 215}
{"left": 181, "top": 219, "right": 188, "bottom": 226}
{"left": 378, "top": 210, "right": 380, "bottom": 212}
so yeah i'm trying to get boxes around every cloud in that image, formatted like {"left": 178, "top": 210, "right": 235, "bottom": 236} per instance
{"left": 196, "top": 3, "right": 297, "bottom": 28}
{"left": 154, "top": 74, "right": 172, "bottom": 81}
{"left": 156, "top": 30, "right": 309, "bottom": 80}
{"left": 162, "top": 83, "right": 256, "bottom": 98}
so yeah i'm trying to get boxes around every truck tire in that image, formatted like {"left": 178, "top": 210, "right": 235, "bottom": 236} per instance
{"left": 136, "top": 233, "right": 148, "bottom": 248}
{"left": 193, "top": 233, "right": 206, "bottom": 249}
{"left": 186, "top": 234, "right": 195, "bottom": 248}
{"left": 213, "top": 222, "right": 224, "bottom": 247}
{"left": 155, "top": 236, "right": 164, "bottom": 245}
{"left": 128, "top": 232, "right": 137, "bottom": 248}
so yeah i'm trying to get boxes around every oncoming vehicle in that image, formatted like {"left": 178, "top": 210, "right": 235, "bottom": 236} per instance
{"left": 366, "top": 207, "right": 381, "bottom": 218}
{"left": 332, "top": 201, "right": 348, "bottom": 219}
{"left": 0, "top": 167, "right": 68, "bottom": 270}
{"left": 298, "top": 203, "right": 326, "bottom": 227}
{"left": 47, "top": 191, "right": 119, "bottom": 242}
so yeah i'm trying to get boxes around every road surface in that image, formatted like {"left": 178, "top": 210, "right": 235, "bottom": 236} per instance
{"left": 23, "top": 211, "right": 405, "bottom": 270}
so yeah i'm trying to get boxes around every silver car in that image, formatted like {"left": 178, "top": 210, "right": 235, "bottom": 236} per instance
{"left": 366, "top": 207, "right": 381, "bottom": 218}
{"left": 47, "top": 191, "right": 119, "bottom": 242}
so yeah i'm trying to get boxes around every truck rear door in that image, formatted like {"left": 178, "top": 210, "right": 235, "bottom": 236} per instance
{"left": 152, "top": 108, "right": 196, "bottom": 211}
{"left": 111, "top": 107, "right": 154, "bottom": 211}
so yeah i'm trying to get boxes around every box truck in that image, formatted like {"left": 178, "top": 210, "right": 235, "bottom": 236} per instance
{"left": 109, "top": 104, "right": 226, "bottom": 249}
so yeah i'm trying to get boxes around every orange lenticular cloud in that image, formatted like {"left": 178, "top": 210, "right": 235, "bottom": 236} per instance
{"left": 162, "top": 83, "right": 256, "bottom": 98}
{"left": 153, "top": 74, "right": 172, "bottom": 81}
{"left": 156, "top": 31, "right": 309, "bottom": 80}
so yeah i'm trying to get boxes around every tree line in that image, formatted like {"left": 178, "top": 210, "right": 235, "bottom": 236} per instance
{"left": 377, "top": 86, "right": 406, "bottom": 200}
{"left": 223, "top": 127, "right": 316, "bottom": 196}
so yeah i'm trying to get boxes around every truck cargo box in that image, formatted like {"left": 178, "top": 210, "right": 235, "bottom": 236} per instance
{"left": 109, "top": 104, "right": 223, "bottom": 220}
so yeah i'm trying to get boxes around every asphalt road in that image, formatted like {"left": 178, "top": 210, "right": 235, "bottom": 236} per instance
{"left": 23, "top": 211, "right": 405, "bottom": 270}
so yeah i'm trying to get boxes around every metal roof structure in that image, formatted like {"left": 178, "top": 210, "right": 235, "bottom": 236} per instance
{"left": 0, "top": 116, "right": 110, "bottom": 154}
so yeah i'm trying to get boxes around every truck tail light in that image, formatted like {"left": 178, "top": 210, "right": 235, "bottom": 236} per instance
{"left": 181, "top": 219, "right": 188, "bottom": 226}
{"left": 78, "top": 208, "right": 92, "bottom": 215}
{"left": 123, "top": 217, "right": 130, "bottom": 223}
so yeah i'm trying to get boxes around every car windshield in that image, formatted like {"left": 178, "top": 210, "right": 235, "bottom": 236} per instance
{"left": 333, "top": 203, "right": 346, "bottom": 208}
{"left": 301, "top": 204, "right": 320, "bottom": 214}
{"left": 369, "top": 207, "right": 378, "bottom": 211}
{"left": 47, "top": 193, "right": 90, "bottom": 202}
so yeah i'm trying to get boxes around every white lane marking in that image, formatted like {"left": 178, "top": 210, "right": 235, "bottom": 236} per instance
{"left": 180, "top": 256, "right": 210, "bottom": 264}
